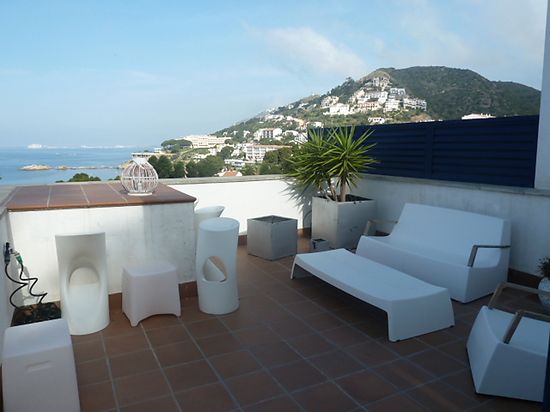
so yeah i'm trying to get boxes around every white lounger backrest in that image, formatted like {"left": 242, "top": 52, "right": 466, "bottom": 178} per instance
{"left": 391, "top": 203, "right": 510, "bottom": 265}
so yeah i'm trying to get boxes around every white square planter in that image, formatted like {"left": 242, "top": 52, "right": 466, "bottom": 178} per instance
{"left": 311, "top": 195, "right": 376, "bottom": 249}
{"left": 247, "top": 215, "right": 298, "bottom": 260}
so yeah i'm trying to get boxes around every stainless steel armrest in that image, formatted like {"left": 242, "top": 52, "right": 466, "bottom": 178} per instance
{"left": 503, "top": 309, "right": 550, "bottom": 344}
{"left": 467, "top": 244, "right": 511, "bottom": 267}
{"left": 364, "top": 219, "right": 398, "bottom": 236}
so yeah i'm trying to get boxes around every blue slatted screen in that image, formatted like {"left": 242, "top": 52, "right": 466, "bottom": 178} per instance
{"left": 348, "top": 115, "right": 539, "bottom": 188}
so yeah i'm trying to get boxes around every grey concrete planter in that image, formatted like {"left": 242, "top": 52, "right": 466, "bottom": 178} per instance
{"left": 247, "top": 215, "right": 298, "bottom": 260}
{"left": 311, "top": 195, "right": 376, "bottom": 249}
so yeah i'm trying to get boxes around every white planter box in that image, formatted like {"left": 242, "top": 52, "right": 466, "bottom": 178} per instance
{"left": 247, "top": 215, "right": 298, "bottom": 260}
{"left": 311, "top": 195, "right": 376, "bottom": 249}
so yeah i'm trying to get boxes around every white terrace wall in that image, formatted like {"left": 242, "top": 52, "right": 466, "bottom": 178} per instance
{"left": 8, "top": 202, "right": 196, "bottom": 302}
{"left": 355, "top": 174, "right": 550, "bottom": 275}
{"left": 169, "top": 176, "right": 310, "bottom": 234}
{"left": 0, "top": 188, "right": 16, "bottom": 357}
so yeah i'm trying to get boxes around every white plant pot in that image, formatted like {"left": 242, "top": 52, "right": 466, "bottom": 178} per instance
{"left": 539, "top": 277, "right": 550, "bottom": 313}
{"left": 311, "top": 195, "right": 376, "bottom": 250}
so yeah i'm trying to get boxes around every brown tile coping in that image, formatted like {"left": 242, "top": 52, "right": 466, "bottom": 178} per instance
{"left": 6, "top": 182, "right": 196, "bottom": 212}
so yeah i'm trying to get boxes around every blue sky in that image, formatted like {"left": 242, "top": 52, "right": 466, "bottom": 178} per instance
{"left": 0, "top": 0, "right": 547, "bottom": 147}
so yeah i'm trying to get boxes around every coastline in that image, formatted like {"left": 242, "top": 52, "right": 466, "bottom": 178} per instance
{"left": 20, "top": 164, "right": 127, "bottom": 171}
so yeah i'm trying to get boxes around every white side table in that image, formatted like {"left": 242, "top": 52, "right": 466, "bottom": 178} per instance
{"left": 122, "top": 261, "right": 181, "bottom": 326}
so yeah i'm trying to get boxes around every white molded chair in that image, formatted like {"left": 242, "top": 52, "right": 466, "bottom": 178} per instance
{"left": 55, "top": 232, "right": 110, "bottom": 335}
{"left": 196, "top": 217, "right": 239, "bottom": 315}
{"left": 194, "top": 205, "right": 225, "bottom": 241}
{"left": 467, "top": 282, "right": 550, "bottom": 402}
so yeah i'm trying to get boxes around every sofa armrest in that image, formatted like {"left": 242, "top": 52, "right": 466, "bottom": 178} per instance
{"left": 364, "top": 219, "right": 398, "bottom": 236}
{"left": 467, "top": 244, "right": 511, "bottom": 267}
{"left": 502, "top": 309, "right": 550, "bottom": 344}
{"left": 487, "top": 282, "right": 550, "bottom": 343}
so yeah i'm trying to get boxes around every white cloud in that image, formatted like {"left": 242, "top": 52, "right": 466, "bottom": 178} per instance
{"left": 264, "top": 27, "right": 368, "bottom": 79}
{"left": 396, "top": 1, "right": 473, "bottom": 66}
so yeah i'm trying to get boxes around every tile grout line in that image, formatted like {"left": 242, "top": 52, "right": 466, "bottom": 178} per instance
{"left": 177, "top": 316, "right": 246, "bottom": 411}
{"left": 241, "top": 260, "right": 369, "bottom": 409}
{"left": 99, "top": 329, "right": 122, "bottom": 412}
{"left": 138, "top": 321, "right": 184, "bottom": 412}
{"left": 248, "top": 257, "right": 452, "bottom": 409}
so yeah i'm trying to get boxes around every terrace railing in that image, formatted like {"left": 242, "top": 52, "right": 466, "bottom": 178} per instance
{"left": 353, "top": 115, "right": 539, "bottom": 188}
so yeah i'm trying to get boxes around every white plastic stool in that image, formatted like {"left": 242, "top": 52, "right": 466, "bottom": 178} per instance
{"left": 194, "top": 205, "right": 225, "bottom": 241}
{"left": 122, "top": 261, "right": 181, "bottom": 326}
{"left": 196, "top": 217, "right": 239, "bottom": 315}
{"left": 2, "top": 319, "right": 80, "bottom": 412}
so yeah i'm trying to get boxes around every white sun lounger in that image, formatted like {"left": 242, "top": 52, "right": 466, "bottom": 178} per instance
{"left": 291, "top": 249, "right": 454, "bottom": 341}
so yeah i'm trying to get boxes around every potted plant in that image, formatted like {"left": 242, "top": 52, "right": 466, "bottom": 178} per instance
{"left": 287, "top": 126, "right": 378, "bottom": 249}
{"left": 538, "top": 257, "right": 550, "bottom": 312}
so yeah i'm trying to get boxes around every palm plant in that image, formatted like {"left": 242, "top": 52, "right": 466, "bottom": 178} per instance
{"left": 288, "top": 126, "right": 378, "bottom": 202}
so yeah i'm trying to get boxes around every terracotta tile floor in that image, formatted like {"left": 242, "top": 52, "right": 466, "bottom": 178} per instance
{"left": 72, "top": 240, "right": 543, "bottom": 411}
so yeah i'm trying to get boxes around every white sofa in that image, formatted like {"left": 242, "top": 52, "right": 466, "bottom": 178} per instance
{"left": 358, "top": 203, "right": 511, "bottom": 303}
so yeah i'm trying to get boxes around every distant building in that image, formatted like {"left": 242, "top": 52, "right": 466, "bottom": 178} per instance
{"left": 371, "top": 76, "right": 390, "bottom": 89}
{"left": 461, "top": 113, "right": 495, "bottom": 120}
{"left": 368, "top": 117, "right": 386, "bottom": 124}
{"left": 328, "top": 103, "right": 352, "bottom": 116}
{"left": 384, "top": 98, "right": 400, "bottom": 112}
{"left": 225, "top": 159, "right": 246, "bottom": 168}
{"left": 389, "top": 87, "right": 406, "bottom": 96}
{"left": 321, "top": 96, "right": 339, "bottom": 108}
{"left": 217, "top": 170, "right": 242, "bottom": 177}
{"left": 244, "top": 144, "right": 290, "bottom": 162}
{"left": 306, "top": 121, "right": 323, "bottom": 129}
{"left": 403, "top": 97, "right": 427, "bottom": 111}
{"left": 254, "top": 128, "right": 283, "bottom": 141}
{"left": 183, "top": 135, "right": 227, "bottom": 148}
{"left": 132, "top": 149, "right": 168, "bottom": 160}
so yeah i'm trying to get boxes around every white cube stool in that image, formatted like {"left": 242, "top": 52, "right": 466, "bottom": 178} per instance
{"left": 122, "top": 261, "right": 181, "bottom": 326}
{"left": 2, "top": 319, "right": 80, "bottom": 412}
{"left": 196, "top": 217, "right": 239, "bottom": 315}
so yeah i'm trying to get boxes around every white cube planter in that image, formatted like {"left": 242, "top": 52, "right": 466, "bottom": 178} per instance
{"left": 311, "top": 195, "right": 376, "bottom": 249}
{"left": 247, "top": 215, "right": 298, "bottom": 260}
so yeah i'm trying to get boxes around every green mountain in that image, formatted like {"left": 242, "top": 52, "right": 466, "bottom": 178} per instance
{"left": 381, "top": 66, "right": 540, "bottom": 119}
{"left": 215, "top": 66, "right": 540, "bottom": 139}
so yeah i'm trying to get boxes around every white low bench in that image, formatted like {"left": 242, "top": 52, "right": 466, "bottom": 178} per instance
{"left": 291, "top": 249, "right": 454, "bottom": 341}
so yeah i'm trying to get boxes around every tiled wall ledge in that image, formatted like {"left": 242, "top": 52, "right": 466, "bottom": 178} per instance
{"left": 5, "top": 183, "right": 198, "bottom": 301}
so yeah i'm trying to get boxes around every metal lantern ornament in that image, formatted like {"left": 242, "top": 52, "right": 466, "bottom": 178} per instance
{"left": 121, "top": 157, "right": 159, "bottom": 196}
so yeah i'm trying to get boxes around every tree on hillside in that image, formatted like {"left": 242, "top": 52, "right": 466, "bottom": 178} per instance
{"left": 173, "top": 161, "right": 186, "bottom": 178}
{"left": 241, "top": 164, "right": 258, "bottom": 176}
{"left": 197, "top": 155, "right": 224, "bottom": 177}
{"left": 260, "top": 147, "right": 294, "bottom": 174}
{"left": 186, "top": 161, "right": 199, "bottom": 177}
{"left": 161, "top": 139, "right": 192, "bottom": 153}
{"left": 56, "top": 173, "right": 101, "bottom": 183}
{"left": 218, "top": 146, "right": 234, "bottom": 160}
{"left": 149, "top": 155, "right": 174, "bottom": 178}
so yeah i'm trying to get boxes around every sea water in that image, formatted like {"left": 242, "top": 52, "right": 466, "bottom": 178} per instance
{"left": 0, "top": 147, "right": 150, "bottom": 185}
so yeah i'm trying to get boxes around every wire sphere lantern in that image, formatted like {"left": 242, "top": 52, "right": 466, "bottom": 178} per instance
{"left": 121, "top": 158, "right": 159, "bottom": 196}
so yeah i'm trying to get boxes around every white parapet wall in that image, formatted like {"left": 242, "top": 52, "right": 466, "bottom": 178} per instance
{"left": 169, "top": 176, "right": 310, "bottom": 234}
{"left": 0, "top": 188, "right": 17, "bottom": 358}
{"left": 355, "top": 174, "right": 550, "bottom": 275}
{"left": 8, "top": 202, "right": 196, "bottom": 302}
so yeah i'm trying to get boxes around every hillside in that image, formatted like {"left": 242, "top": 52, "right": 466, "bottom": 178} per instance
{"left": 381, "top": 66, "right": 540, "bottom": 119}
{"left": 215, "top": 66, "right": 540, "bottom": 140}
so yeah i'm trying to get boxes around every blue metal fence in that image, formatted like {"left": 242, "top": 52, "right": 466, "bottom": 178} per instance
{"left": 353, "top": 115, "right": 539, "bottom": 188}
